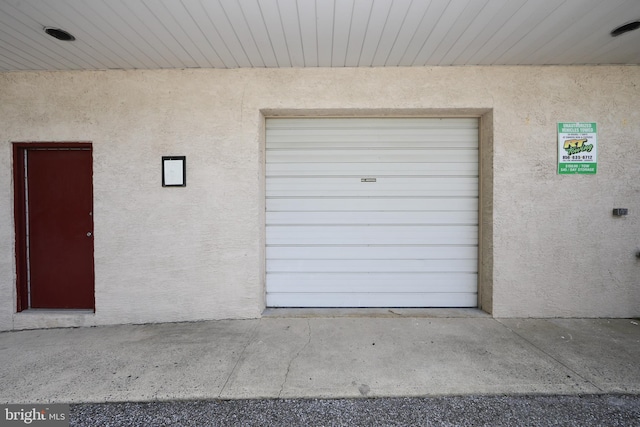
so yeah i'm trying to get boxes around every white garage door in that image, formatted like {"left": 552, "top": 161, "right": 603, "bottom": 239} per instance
{"left": 266, "top": 118, "right": 478, "bottom": 307}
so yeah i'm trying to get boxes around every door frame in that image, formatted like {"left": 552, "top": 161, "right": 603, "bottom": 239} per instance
{"left": 13, "top": 142, "right": 94, "bottom": 312}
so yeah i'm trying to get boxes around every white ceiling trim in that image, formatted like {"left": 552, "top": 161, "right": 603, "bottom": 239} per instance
{"left": 0, "top": 0, "right": 639, "bottom": 71}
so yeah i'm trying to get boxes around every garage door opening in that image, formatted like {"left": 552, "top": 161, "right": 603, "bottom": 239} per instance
{"left": 265, "top": 118, "right": 478, "bottom": 308}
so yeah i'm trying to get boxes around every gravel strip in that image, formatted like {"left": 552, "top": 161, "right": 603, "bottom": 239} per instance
{"left": 70, "top": 394, "right": 640, "bottom": 426}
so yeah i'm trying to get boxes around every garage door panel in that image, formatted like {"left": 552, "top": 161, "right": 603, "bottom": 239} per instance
{"left": 267, "top": 162, "right": 478, "bottom": 176}
{"left": 267, "top": 273, "right": 477, "bottom": 293}
{"left": 267, "top": 245, "right": 478, "bottom": 260}
{"left": 267, "top": 149, "right": 478, "bottom": 163}
{"left": 266, "top": 117, "right": 478, "bottom": 130}
{"left": 267, "top": 225, "right": 478, "bottom": 245}
{"left": 267, "top": 259, "right": 477, "bottom": 273}
{"left": 267, "top": 292, "right": 479, "bottom": 308}
{"left": 267, "top": 197, "right": 478, "bottom": 212}
{"left": 266, "top": 131, "right": 479, "bottom": 148}
{"left": 268, "top": 189, "right": 477, "bottom": 197}
{"left": 267, "top": 163, "right": 479, "bottom": 176}
{"left": 266, "top": 177, "right": 478, "bottom": 198}
{"left": 267, "top": 211, "right": 478, "bottom": 225}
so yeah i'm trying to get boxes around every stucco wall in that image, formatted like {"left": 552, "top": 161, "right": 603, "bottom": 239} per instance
{"left": 1, "top": 66, "right": 639, "bottom": 330}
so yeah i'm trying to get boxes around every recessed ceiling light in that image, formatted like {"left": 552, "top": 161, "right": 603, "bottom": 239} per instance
{"left": 44, "top": 27, "right": 76, "bottom": 41}
{"left": 611, "top": 20, "right": 640, "bottom": 37}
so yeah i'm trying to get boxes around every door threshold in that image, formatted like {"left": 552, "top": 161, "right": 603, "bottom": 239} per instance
{"left": 13, "top": 309, "right": 96, "bottom": 330}
{"left": 262, "top": 308, "right": 490, "bottom": 318}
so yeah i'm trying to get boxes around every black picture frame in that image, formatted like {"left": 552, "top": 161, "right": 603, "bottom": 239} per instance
{"left": 162, "top": 156, "right": 186, "bottom": 187}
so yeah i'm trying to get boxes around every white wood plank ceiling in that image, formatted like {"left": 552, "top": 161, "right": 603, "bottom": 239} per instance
{"left": 1, "top": 0, "right": 639, "bottom": 71}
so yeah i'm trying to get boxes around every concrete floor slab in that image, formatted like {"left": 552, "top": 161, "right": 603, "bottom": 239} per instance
{"left": 230, "top": 318, "right": 597, "bottom": 399}
{"left": 0, "top": 320, "right": 258, "bottom": 403}
{"left": 497, "top": 318, "right": 640, "bottom": 393}
{"left": 1, "top": 317, "right": 638, "bottom": 403}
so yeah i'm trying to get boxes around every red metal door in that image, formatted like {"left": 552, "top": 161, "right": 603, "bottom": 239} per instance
{"left": 27, "top": 148, "right": 94, "bottom": 309}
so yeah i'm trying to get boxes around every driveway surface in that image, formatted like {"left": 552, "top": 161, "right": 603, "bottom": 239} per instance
{"left": 2, "top": 314, "right": 640, "bottom": 425}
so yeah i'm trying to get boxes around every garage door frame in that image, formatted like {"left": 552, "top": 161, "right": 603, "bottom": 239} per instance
{"left": 260, "top": 109, "right": 493, "bottom": 314}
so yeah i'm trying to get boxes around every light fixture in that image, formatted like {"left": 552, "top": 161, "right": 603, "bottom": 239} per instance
{"left": 44, "top": 27, "right": 76, "bottom": 41}
{"left": 611, "top": 20, "right": 640, "bottom": 37}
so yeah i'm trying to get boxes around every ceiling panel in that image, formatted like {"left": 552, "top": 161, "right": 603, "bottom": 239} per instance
{"left": 545, "top": 1, "right": 640, "bottom": 65}
{"left": 475, "top": 0, "right": 563, "bottom": 65}
{"left": 157, "top": 0, "right": 218, "bottom": 68}
{"left": 0, "top": 0, "right": 639, "bottom": 71}
{"left": 343, "top": 0, "right": 373, "bottom": 67}
{"left": 275, "top": 0, "right": 303, "bottom": 67}
{"left": 414, "top": 0, "right": 477, "bottom": 66}
{"left": 381, "top": 1, "right": 429, "bottom": 66}
{"left": 428, "top": 0, "right": 489, "bottom": 66}
{"left": 397, "top": 0, "right": 450, "bottom": 66}
{"left": 119, "top": 0, "right": 196, "bottom": 68}
{"left": 330, "top": 0, "right": 352, "bottom": 66}
{"left": 369, "top": 0, "right": 412, "bottom": 66}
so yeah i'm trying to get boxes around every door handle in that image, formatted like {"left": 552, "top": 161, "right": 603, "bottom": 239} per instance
{"left": 87, "top": 232, "right": 92, "bottom": 237}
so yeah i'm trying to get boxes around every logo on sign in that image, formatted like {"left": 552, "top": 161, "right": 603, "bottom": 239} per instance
{"left": 563, "top": 138, "right": 593, "bottom": 156}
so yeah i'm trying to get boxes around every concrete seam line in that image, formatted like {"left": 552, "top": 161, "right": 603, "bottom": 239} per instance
{"left": 218, "top": 320, "right": 262, "bottom": 397}
{"left": 493, "top": 319, "right": 604, "bottom": 393}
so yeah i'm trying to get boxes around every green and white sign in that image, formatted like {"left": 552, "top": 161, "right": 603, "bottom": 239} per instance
{"left": 558, "top": 122, "right": 597, "bottom": 174}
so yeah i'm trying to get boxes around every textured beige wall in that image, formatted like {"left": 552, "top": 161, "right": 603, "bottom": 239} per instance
{"left": 1, "top": 66, "right": 639, "bottom": 330}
